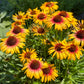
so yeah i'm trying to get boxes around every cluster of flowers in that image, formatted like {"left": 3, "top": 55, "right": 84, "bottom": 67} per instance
{"left": 0, "top": 1, "right": 84, "bottom": 83}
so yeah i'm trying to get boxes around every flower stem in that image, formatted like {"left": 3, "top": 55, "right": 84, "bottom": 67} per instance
{"left": 55, "top": 29, "right": 58, "bottom": 40}
{"left": 65, "top": 60, "right": 69, "bottom": 78}
{"left": 60, "top": 31, "right": 63, "bottom": 41}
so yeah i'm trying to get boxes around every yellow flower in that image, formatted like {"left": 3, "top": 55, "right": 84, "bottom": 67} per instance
{"left": 55, "top": 11, "right": 77, "bottom": 26}
{"left": 69, "top": 17, "right": 77, "bottom": 27}
{"left": 74, "top": 20, "right": 84, "bottom": 30}
{"left": 41, "top": 38, "right": 51, "bottom": 45}
{"left": 69, "top": 28, "right": 84, "bottom": 46}
{"left": 12, "top": 11, "right": 26, "bottom": 22}
{"left": 0, "top": 36, "right": 25, "bottom": 54}
{"left": 26, "top": 8, "right": 40, "bottom": 18}
{"left": 11, "top": 21, "right": 25, "bottom": 27}
{"left": 48, "top": 39, "right": 67, "bottom": 59}
{"left": 22, "top": 58, "right": 43, "bottom": 79}
{"left": 19, "top": 48, "right": 37, "bottom": 63}
{"left": 41, "top": 63, "right": 58, "bottom": 82}
{"left": 6, "top": 25, "right": 29, "bottom": 37}
{"left": 31, "top": 24, "right": 48, "bottom": 36}
{"left": 40, "top": 1, "right": 59, "bottom": 14}
{"left": 46, "top": 12, "right": 70, "bottom": 31}
{"left": 24, "top": 12, "right": 31, "bottom": 20}
{"left": 66, "top": 42, "right": 82, "bottom": 60}
{"left": 33, "top": 11, "right": 47, "bottom": 25}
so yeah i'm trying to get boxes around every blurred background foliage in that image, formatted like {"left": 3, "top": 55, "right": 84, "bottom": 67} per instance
{"left": 0, "top": 0, "right": 84, "bottom": 19}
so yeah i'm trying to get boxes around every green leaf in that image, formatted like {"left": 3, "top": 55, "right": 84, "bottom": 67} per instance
{"left": 0, "top": 11, "right": 7, "bottom": 22}
{"left": 0, "top": 21, "right": 11, "bottom": 28}
{"left": 60, "top": 79, "right": 65, "bottom": 84}
{"left": 0, "top": 51, "right": 4, "bottom": 55}
{"left": 33, "top": 81, "right": 39, "bottom": 84}
{"left": 0, "top": 27, "right": 10, "bottom": 38}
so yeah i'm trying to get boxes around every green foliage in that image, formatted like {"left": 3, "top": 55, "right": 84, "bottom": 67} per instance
{"left": 0, "top": 51, "right": 24, "bottom": 84}
{"left": 0, "top": 0, "right": 14, "bottom": 17}
{"left": 0, "top": 12, "right": 11, "bottom": 38}
{"left": 56, "top": 0, "right": 84, "bottom": 15}
{"left": 0, "top": 0, "right": 84, "bottom": 17}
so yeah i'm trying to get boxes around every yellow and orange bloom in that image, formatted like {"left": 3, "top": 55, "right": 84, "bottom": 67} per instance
{"left": 33, "top": 11, "right": 48, "bottom": 25}
{"left": 46, "top": 12, "right": 70, "bottom": 31}
{"left": 26, "top": 8, "right": 40, "bottom": 18}
{"left": 24, "top": 12, "right": 31, "bottom": 20}
{"left": 32, "top": 24, "right": 48, "bottom": 36}
{"left": 41, "top": 38, "right": 51, "bottom": 45}
{"left": 42, "top": 38, "right": 51, "bottom": 45}
{"left": 66, "top": 42, "right": 82, "bottom": 60}
{"left": 12, "top": 11, "right": 26, "bottom": 22}
{"left": 11, "top": 21, "right": 25, "bottom": 27}
{"left": 56, "top": 11, "right": 77, "bottom": 26}
{"left": 69, "top": 17, "right": 77, "bottom": 27}
{"left": 48, "top": 40, "right": 67, "bottom": 59}
{"left": 19, "top": 48, "right": 37, "bottom": 63}
{"left": 57, "top": 11, "right": 73, "bottom": 18}
{"left": 0, "top": 36, "right": 25, "bottom": 54}
{"left": 74, "top": 20, "right": 84, "bottom": 29}
{"left": 40, "top": 1, "right": 59, "bottom": 14}
{"left": 69, "top": 28, "right": 84, "bottom": 46}
{"left": 41, "top": 63, "right": 58, "bottom": 82}
{"left": 22, "top": 58, "right": 43, "bottom": 79}
{"left": 6, "top": 25, "right": 29, "bottom": 37}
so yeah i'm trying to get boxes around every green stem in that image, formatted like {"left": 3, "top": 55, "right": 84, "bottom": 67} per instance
{"left": 27, "top": 78, "right": 31, "bottom": 84}
{"left": 31, "top": 78, "right": 34, "bottom": 84}
{"left": 44, "top": 34, "right": 47, "bottom": 60}
{"left": 55, "top": 29, "right": 58, "bottom": 40}
{"left": 65, "top": 60, "right": 69, "bottom": 78}
{"left": 26, "top": 20, "right": 29, "bottom": 29}
{"left": 59, "top": 60, "right": 61, "bottom": 73}
{"left": 60, "top": 31, "right": 63, "bottom": 41}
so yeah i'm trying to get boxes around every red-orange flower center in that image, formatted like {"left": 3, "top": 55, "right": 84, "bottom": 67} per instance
{"left": 59, "top": 11, "right": 67, "bottom": 17}
{"left": 37, "top": 13, "right": 46, "bottom": 20}
{"left": 30, "top": 10, "right": 36, "bottom": 15}
{"left": 53, "top": 15, "right": 62, "bottom": 23}
{"left": 25, "top": 52, "right": 31, "bottom": 58}
{"left": 38, "top": 27, "right": 45, "bottom": 33}
{"left": 76, "top": 30, "right": 84, "bottom": 39}
{"left": 14, "top": 22, "right": 21, "bottom": 26}
{"left": 6, "top": 36, "right": 17, "bottom": 46}
{"left": 68, "top": 44, "right": 77, "bottom": 52}
{"left": 42, "top": 67, "right": 51, "bottom": 75}
{"left": 26, "top": 15, "right": 29, "bottom": 18}
{"left": 79, "top": 24, "right": 84, "bottom": 29}
{"left": 13, "top": 26, "right": 22, "bottom": 34}
{"left": 46, "top": 2, "right": 53, "bottom": 7}
{"left": 17, "top": 15, "right": 22, "bottom": 19}
{"left": 55, "top": 43, "right": 63, "bottom": 51}
{"left": 30, "top": 60, "right": 40, "bottom": 70}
